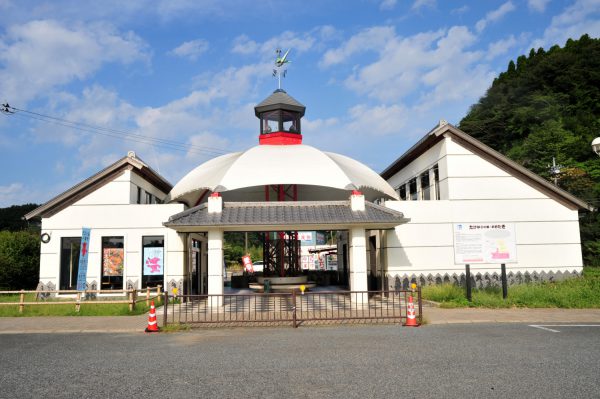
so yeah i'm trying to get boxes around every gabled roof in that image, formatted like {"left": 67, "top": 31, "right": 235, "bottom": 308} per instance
{"left": 25, "top": 153, "right": 172, "bottom": 220}
{"left": 254, "top": 89, "right": 306, "bottom": 117}
{"left": 164, "top": 200, "right": 408, "bottom": 232}
{"left": 380, "top": 122, "right": 593, "bottom": 211}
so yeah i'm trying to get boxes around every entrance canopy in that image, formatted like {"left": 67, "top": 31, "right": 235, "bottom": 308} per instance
{"left": 166, "top": 145, "right": 399, "bottom": 206}
{"left": 164, "top": 200, "right": 408, "bottom": 232}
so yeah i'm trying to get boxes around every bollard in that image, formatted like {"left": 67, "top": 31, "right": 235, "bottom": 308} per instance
{"left": 501, "top": 263, "right": 508, "bottom": 299}
{"left": 146, "top": 286, "right": 150, "bottom": 306}
{"left": 465, "top": 264, "right": 472, "bottom": 302}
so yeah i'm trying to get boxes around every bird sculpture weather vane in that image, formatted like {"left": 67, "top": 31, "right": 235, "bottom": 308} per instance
{"left": 273, "top": 48, "right": 291, "bottom": 90}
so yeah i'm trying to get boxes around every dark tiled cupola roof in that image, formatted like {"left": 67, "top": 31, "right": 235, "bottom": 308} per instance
{"left": 254, "top": 89, "right": 306, "bottom": 117}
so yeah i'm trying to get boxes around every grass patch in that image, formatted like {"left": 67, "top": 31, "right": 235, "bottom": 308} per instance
{"left": 422, "top": 267, "right": 600, "bottom": 308}
{"left": 0, "top": 295, "right": 163, "bottom": 317}
{"left": 160, "top": 323, "right": 192, "bottom": 332}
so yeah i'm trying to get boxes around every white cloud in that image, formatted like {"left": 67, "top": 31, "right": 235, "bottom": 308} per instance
{"left": 412, "top": 0, "right": 436, "bottom": 10}
{"left": 339, "top": 26, "right": 489, "bottom": 104}
{"left": 0, "top": 182, "right": 41, "bottom": 206}
{"left": 170, "top": 39, "right": 209, "bottom": 61}
{"left": 486, "top": 35, "right": 517, "bottom": 60}
{"left": 346, "top": 103, "right": 409, "bottom": 135}
{"left": 475, "top": 1, "right": 516, "bottom": 33}
{"left": 528, "top": 0, "right": 551, "bottom": 12}
{"left": 231, "top": 27, "right": 339, "bottom": 60}
{"left": 531, "top": 0, "right": 600, "bottom": 49}
{"left": 320, "top": 26, "right": 396, "bottom": 67}
{"left": 451, "top": 5, "right": 469, "bottom": 15}
{"left": 380, "top": 0, "right": 397, "bottom": 10}
{"left": 0, "top": 19, "right": 149, "bottom": 105}
{"left": 232, "top": 31, "right": 315, "bottom": 57}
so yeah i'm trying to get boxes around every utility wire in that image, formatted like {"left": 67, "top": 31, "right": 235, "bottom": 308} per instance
{"left": 1, "top": 103, "right": 230, "bottom": 157}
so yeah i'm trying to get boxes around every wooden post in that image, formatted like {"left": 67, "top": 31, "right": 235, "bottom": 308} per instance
{"left": 128, "top": 290, "right": 134, "bottom": 311}
{"left": 146, "top": 287, "right": 150, "bottom": 306}
{"left": 19, "top": 290, "right": 25, "bottom": 313}
{"left": 157, "top": 285, "right": 162, "bottom": 303}
{"left": 465, "top": 264, "right": 472, "bottom": 302}
{"left": 501, "top": 263, "right": 508, "bottom": 299}
{"left": 76, "top": 291, "right": 81, "bottom": 312}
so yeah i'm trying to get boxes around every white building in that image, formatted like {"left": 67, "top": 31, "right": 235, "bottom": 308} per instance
{"left": 25, "top": 92, "right": 590, "bottom": 297}
{"left": 378, "top": 121, "right": 590, "bottom": 289}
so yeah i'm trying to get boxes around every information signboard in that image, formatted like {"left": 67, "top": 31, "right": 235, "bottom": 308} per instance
{"left": 453, "top": 223, "right": 517, "bottom": 264}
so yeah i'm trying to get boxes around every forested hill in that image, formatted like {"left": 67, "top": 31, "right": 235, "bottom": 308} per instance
{"left": 459, "top": 34, "right": 600, "bottom": 265}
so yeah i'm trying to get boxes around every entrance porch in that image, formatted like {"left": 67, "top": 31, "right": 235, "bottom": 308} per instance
{"left": 164, "top": 193, "right": 407, "bottom": 307}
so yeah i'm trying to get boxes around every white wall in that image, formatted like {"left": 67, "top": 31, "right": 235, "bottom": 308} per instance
{"left": 73, "top": 170, "right": 133, "bottom": 205}
{"left": 40, "top": 199, "right": 185, "bottom": 291}
{"left": 383, "top": 136, "right": 584, "bottom": 277}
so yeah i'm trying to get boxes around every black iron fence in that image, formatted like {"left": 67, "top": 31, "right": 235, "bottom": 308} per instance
{"left": 163, "top": 289, "right": 422, "bottom": 328}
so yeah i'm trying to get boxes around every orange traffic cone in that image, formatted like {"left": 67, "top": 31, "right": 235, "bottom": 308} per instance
{"left": 145, "top": 300, "right": 159, "bottom": 333}
{"left": 404, "top": 295, "right": 419, "bottom": 327}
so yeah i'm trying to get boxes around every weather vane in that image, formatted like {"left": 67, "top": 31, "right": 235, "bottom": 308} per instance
{"left": 273, "top": 48, "right": 291, "bottom": 90}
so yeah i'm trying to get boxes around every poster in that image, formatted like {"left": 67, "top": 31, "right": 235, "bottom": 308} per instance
{"left": 242, "top": 255, "right": 254, "bottom": 273}
{"left": 103, "top": 248, "right": 124, "bottom": 276}
{"left": 453, "top": 223, "right": 517, "bottom": 264}
{"left": 143, "top": 247, "right": 164, "bottom": 275}
{"left": 326, "top": 254, "right": 338, "bottom": 271}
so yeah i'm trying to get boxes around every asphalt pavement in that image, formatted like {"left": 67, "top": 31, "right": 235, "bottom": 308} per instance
{"left": 0, "top": 323, "right": 599, "bottom": 398}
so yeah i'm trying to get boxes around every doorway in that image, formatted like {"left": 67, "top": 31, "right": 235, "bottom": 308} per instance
{"left": 188, "top": 235, "right": 207, "bottom": 295}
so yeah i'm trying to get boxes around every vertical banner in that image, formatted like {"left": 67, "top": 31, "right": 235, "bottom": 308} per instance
{"left": 76, "top": 227, "right": 91, "bottom": 291}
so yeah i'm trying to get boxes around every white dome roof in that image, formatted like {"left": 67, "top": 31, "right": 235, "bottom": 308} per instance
{"left": 167, "top": 144, "right": 398, "bottom": 205}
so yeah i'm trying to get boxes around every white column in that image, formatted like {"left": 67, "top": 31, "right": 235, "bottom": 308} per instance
{"left": 207, "top": 229, "right": 224, "bottom": 307}
{"left": 429, "top": 168, "right": 437, "bottom": 200}
{"left": 349, "top": 227, "right": 368, "bottom": 305}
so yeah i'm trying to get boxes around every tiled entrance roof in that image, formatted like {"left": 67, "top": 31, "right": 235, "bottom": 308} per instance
{"left": 164, "top": 201, "right": 407, "bottom": 231}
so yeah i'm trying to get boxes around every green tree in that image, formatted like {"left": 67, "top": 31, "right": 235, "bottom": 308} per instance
{"left": 0, "top": 231, "right": 40, "bottom": 289}
{"left": 459, "top": 34, "right": 600, "bottom": 265}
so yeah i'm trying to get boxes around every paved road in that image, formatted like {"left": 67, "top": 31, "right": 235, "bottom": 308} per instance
{"left": 1, "top": 324, "right": 599, "bottom": 398}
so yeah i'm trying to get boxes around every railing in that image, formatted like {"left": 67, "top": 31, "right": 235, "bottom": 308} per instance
{"left": 0, "top": 285, "right": 162, "bottom": 313}
{"left": 164, "top": 288, "right": 422, "bottom": 328}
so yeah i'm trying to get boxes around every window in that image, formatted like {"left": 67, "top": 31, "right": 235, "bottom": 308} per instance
{"left": 136, "top": 187, "right": 142, "bottom": 204}
{"left": 145, "top": 192, "right": 153, "bottom": 204}
{"left": 420, "top": 171, "right": 430, "bottom": 200}
{"left": 282, "top": 111, "right": 300, "bottom": 133}
{"left": 409, "top": 178, "right": 418, "bottom": 200}
{"left": 142, "top": 236, "right": 164, "bottom": 288}
{"left": 101, "top": 236, "right": 124, "bottom": 290}
{"left": 398, "top": 185, "right": 407, "bottom": 200}
{"left": 433, "top": 164, "right": 440, "bottom": 200}
{"left": 60, "top": 237, "right": 81, "bottom": 290}
{"left": 261, "top": 111, "right": 279, "bottom": 134}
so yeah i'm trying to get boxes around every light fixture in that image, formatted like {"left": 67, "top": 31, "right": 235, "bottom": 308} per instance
{"left": 592, "top": 137, "right": 600, "bottom": 156}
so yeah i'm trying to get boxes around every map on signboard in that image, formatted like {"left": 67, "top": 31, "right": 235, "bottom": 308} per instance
{"left": 453, "top": 223, "right": 517, "bottom": 264}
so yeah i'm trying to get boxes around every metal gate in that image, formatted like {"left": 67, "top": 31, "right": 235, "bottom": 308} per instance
{"left": 162, "top": 289, "right": 422, "bottom": 328}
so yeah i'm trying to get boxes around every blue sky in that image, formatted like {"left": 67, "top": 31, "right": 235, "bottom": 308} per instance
{"left": 1, "top": 0, "right": 599, "bottom": 206}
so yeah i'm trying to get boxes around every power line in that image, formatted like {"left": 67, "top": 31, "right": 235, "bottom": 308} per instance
{"left": 1, "top": 103, "right": 230, "bottom": 157}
